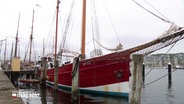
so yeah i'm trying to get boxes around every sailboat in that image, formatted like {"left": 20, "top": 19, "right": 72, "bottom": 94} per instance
{"left": 41, "top": 0, "right": 184, "bottom": 99}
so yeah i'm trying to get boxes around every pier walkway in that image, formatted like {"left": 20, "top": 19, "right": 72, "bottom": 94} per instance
{"left": 0, "top": 70, "right": 24, "bottom": 104}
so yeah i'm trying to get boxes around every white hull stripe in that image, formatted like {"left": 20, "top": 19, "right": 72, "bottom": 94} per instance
{"left": 46, "top": 81, "right": 129, "bottom": 99}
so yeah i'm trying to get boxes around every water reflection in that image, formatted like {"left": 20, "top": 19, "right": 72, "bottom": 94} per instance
{"left": 40, "top": 85, "right": 46, "bottom": 104}
{"left": 167, "top": 84, "right": 175, "bottom": 104}
{"left": 18, "top": 84, "right": 128, "bottom": 104}
{"left": 13, "top": 69, "right": 184, "bottom": 104}
{"left": 141, "top": 69, "right": 184, "bottom": 104}
{"left": 10, "top": 70, "right": 127, "bottom": 104}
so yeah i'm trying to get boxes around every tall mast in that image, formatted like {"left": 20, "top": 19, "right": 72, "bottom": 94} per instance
{"left": 54, "top": 0, "right": 60, "bottom": 60}
{"left": 14, "top": 13, "right": 20, "bottom": 57}
{"left": 81, "top": 0, "right": 86, "bottom": 59}
{"left": 29, "top": 10, "right": 35, "bottom": 63}
{"left": 54, "top": 0, "right": 60, "bottom": 91}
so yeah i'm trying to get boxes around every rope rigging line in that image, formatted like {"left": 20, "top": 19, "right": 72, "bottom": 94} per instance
{"left": 90, "top": 0, "right": 101, "bottom": 51}
{"left": 144, "top": 68, "right": 178, "bottom": 87}
{"left": 143, "top": 0, "right": 171, "bottom": 23}
{"left": 94, "top": 39, "right": 123, "bottom": 51}
{"left": 90, "top": 0, "right": 123, "bottom": 53}
{"left": 141, "top": 28, "right": 184, "bottom": 86}
{"left": 45, "top": 10, "right": 56, "bottom": 54}
{"left": 145, "top": 40, "right": 178, "bottom": 77}
{"left": 60, "top": 0, "right": 75, "bottom": 50}
{"left": 91, "top": 18, "right": 97, "bottom": 51}
{"left": 141, "top": 35, "right": 183, "bottom": 86}
{"left": 102, "top": 0, "right": 121, "bottom": 43}
{"left": 58, "top": 0, "right": 76, "bottom": 60}
{"left": 132, "top": 0, "right": 172, "bottom": 23}
{"left": 132, "top": 24, "right": 184, "bottom": 55}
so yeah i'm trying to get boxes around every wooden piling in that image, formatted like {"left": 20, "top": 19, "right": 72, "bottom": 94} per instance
{"left": 40, "top": 57, "right": 47, "bottom": 85}
{"left": 168, "top": 63, "right": 172, "bottom": 85}
{"left": 54, "top": 60, "right": 59, "bottom": 91}
{"left": 71, "top": 57, "right": 80, "bottom": 104}
{"left": 129, "top": 54, "right": 143, "bottom": 104}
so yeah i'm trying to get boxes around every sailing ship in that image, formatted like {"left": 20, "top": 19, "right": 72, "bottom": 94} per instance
{"left": 40, "top": 0, "right": 184, "bottom": 99}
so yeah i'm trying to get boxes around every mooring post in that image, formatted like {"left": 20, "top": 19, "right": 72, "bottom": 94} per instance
{"left": 142, "top": 63, "right": 145, "bottom": 83}
{"left": 130, "top": 54, "right": 143, "bottom": 104}
{"left": 34, "top": 67, "right": 38, "bottom": 79}
{"left": 168, "top": 63, "right": 172, "bottom": 85}
{"left": 54, "top": 59, "right": 59, "bottom": 91}
{"left": 71, "top": 57, "right": 80, "bottom": 104}
{"left": 41, "top": 57, "right": 47, "bottom": 85}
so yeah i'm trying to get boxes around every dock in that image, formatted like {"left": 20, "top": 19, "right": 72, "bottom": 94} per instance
{"left": 0, "top": 70, "right": 24, "bottom": 104}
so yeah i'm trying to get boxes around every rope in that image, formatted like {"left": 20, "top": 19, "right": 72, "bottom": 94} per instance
{"left": 143, "top": 35, "right": 184, "bottom": 86}
{"left": 145, "top": 40, "right": 178, "bottom": 77}
{"left": 45, "top": 10, "right": 56, "bottom": 54}
{"left": 143, "top": 0, "right": 171, "bottom": 22}
{"left": 61, "top": 0, "right": 75, "bottom": 50}
{"left": 144, "top": 68, "right": 178, "bottom": 86}
{"left": 132, "top": 0, "right": 171, "bottom": 23}
{"left": 90, "top": 0, "right": 97, "bottom": 51}
{"left": 71, "top": 57, "right": 79, "bottom": 78}
{"left": 133, "top": 27, "right": 184, "bottom": 55}
{"left": 94, "top": 39, "right": 123, "bottom": 51}
{"left": 102, "top": 0, "right": 121, "bottom": 43}
{"left": 91, "top": 0, "right": 101, "bottom": 51}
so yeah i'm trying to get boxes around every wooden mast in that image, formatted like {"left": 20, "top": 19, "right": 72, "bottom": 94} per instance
{"left": 55, "top": 0, "right": 59, "bottom": 60}
{"left": 81, "top": 0, "right": 86, "bottom": 59}
{"left": 54, "top": 0, "right": 60, "bottom": 91}
{"left": 14, "top": 13, "right": 20, "bottom": 57}
{"left": 29, "top": 10, "right": 34, "bottom": 63}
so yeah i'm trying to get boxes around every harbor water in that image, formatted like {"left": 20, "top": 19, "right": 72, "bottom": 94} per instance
{"left": 15, "top": 68, "right": 184, "bottom": 104}
{"left": 141, "top": 68, "right": 184, "bottom": 104}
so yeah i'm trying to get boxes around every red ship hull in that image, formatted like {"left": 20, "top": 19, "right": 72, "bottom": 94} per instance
{"left": 41, "top": 51, "right": 131, "bottom": 98}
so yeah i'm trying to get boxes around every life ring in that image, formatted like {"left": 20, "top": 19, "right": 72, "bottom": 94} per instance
{"left": 114, "top": 70, "right": 123, "bottom": 79}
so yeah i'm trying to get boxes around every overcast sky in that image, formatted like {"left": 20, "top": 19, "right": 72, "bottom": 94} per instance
{"left": 0, "top": 0, "right": 184, "bottom": 61}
